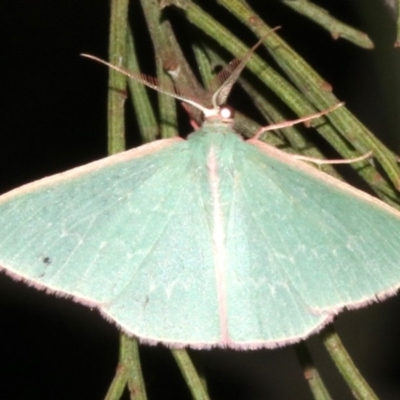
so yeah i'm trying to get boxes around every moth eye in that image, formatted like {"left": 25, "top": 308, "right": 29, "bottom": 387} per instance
{"left": 220, "top": 106, "right": 234, "bottom": 119}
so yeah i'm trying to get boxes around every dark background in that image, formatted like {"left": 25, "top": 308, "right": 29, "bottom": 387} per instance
{"left": 1, "top": 1, "right": 400, "bottom": 399}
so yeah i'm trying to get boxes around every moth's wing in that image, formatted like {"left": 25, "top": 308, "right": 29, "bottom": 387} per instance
{"left": 0, "top": 138, "right": 219, "bottom": 347}
{"left": 225, "top": 139, "right": 400, "bottom": 348}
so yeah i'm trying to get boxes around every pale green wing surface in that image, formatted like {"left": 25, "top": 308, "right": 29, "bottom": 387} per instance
{"left": 224, "top": 139, "right": 400, "bottom": 347}
{"left": 0, "top": 138, "right": 220, "bottom": 346}
{"left": 2, "top": 126, "right": 400, "bottom": 349}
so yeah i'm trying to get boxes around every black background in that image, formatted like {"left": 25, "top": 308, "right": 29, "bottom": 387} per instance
{"left": 1, "top": 1, "right": 400, "bottom": 399}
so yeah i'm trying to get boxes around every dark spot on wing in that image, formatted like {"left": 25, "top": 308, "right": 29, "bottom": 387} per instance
{"left": 42, "top": 256, "right": 52, "bottom": 265}
{"left": 143, "top": 296, "right": 149, "bottom": 310}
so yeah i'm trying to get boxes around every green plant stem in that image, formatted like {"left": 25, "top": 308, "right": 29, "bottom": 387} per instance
{"left": 123, "top": 335, "right": 148, "bottom": 400}
{"left": 141, "top": 0, "right": 177, "bottom": 138}
{"left": 294, "top": 342, "right": 333, "bottom": 400}
{"left": 395, "top": 0, "right": 400, "bottom": 47}
{"left": 108, "top": 0, "right": 130, "bottom": 154}
{"left": 282, "top": 0, "right": 374, "bottom": 49}
{"left": 126, "top": 28, "right": 158, "bottom": 143}
{"left": 105, "top": 335, "right": 147, "bottom": 400}
{"left": 106, "top": 2, "right": 148, "bottom": 399}
{"left": 320, "top": 324, "right": 378, "bottom": 400}
{"left": 191, "top": 38, "right": 215, "bottom": 88}
{"left": 172, "top": 349, "right": 210, "bottom": 400}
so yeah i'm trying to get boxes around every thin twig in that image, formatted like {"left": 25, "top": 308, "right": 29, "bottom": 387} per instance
{"left": 107, "top": 0, "right": 129, "bottom": 154}
{"left": 394, "top": 0, "right": 400, "bottom": 47}
{"left": 171, "top": 349, "right": 210, "bottom": 400}
{"left": 126, "top": 28, "right": 158, "bottom": 143}
{"left": 104, "top": 336, "right": 129, "bottom": 399}
{"left": 294, "top": 342, "right": 333, "bottom": 400}
{"left": 123, "top": 335, "right": 147, "bottom": 400}
{"left": 140, "top": 0, "right": 178, "bottom": 138}
{"left": 320, "top": 324, "right": 379, "bottom": 400}
{"left": 282, "top": 0, "right": 374, "bottom": 49}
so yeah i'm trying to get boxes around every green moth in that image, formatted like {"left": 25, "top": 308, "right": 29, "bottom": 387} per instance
{"left": 0, "top": 46, "right": 400, "bottom": 349}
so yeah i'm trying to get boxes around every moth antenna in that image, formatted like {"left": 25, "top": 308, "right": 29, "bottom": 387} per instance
{"left": 211, "top": 26, "right": 281, "bottom": 108}
{"left": 209, "top": 58, "right": 241, "bottom": 105}
{"left": 81, "top": 54, "right": 210, "bottom": 115}
{"left": 82, "top": 27, "right": 281, "bottom": 120}
{"left": 211, "top": 59, "right": 241, "bottom": 90}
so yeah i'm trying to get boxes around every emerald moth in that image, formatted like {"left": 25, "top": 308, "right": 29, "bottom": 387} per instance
{"left": 0, "top": 43, "right": 400, "bottom": 349}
